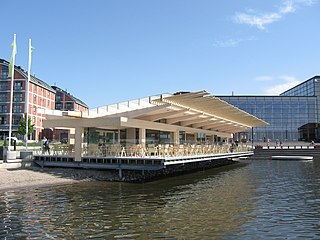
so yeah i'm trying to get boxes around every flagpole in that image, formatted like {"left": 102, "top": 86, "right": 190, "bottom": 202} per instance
{"left": 25, "top": 39, "right": 31, "bottom": 151}
{"left": 8, "top": 34, "right": 16, "bottom": 152}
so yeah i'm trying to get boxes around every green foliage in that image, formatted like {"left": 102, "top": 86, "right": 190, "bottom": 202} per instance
{"left": 18, "top": 114, "right": 34, "bottom": 137}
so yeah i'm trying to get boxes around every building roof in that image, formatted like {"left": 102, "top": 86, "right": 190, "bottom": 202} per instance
{"left": 280, "top": 75, "right": 320, "bottom": 96}
{"left": 0, "top": 58, "right": 56, "bottom": 92}
{"left": 43, "top": 91, "right": 268, "bottom": 136}
{"left": 51, "top": 86, "right": 88, "bottom": 108}
{"left": 153, "top": 90, "right": 268, "bottom": 128}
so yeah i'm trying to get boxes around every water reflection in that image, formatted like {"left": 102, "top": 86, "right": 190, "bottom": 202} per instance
{"left": 0, "top": 160, "right": 320, "bottom": 239}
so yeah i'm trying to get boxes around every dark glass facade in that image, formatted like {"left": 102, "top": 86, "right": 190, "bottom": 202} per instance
{"left": 219, "top": 76, "right": 320, "bottom": 143}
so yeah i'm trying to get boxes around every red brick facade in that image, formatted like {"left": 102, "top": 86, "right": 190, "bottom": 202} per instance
{"left": 0, "top": 59, "right": 88, "bottom": 141}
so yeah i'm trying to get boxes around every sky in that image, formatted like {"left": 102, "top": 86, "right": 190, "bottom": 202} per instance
{"left": 1, "top": 0, "right": 319, "bottom": 108}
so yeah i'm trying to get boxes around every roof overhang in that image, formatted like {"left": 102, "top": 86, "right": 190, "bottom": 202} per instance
{"left": 42, "top": 90, "right": 268, "bottom": 136}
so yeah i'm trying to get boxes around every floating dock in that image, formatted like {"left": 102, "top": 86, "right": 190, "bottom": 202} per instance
{"left": 271, "top": 155, "right": 313, "bottom": 160}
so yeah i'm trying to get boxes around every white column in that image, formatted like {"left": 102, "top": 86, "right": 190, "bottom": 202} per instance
{"left": 74, "top": 127, "right": 84, "bottom": 162}
{"left": 139, "top": 128, "right": 146, "bottom": 146}
{"left": 173, "top": 131, "right": 179, "bottom": 145}
{"left": 118, "top": 129, "right": 121, "bottom": 144}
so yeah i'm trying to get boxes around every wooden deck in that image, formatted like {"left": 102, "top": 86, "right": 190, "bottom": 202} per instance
{"left": 34, "top": 151, "right": 253, "bottom": 171}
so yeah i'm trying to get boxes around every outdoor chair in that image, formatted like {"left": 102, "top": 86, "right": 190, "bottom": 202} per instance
{"left": 86, "top": 144, "right": 100, "bottom": 156}
{"left": 147, "top": 144, "right": 158, "bottom": 157}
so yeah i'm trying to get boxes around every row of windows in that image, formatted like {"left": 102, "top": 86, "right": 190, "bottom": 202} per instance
{"left": 222, "top": 96, "right": 316, "bottom": 101}
{"left": 245, "top": 131, "right": 300, "bottom": 142}
{"left": 0, "top": 81, "right": 23, "bottom": 90}
{"left": 0, "top": 115, "right": 38, "bottom": 125}
{"left": 226, "top": 99, "right": 316, "bottom": 105}
{"left": 0, "top": 93, "right": 53, "bottom": 104}
{"left": 0, "top": 115, "right": 23, "bottom": 125}
{"left": 281, "top": 79, "right": 316, "bottom": 96}
{"left": 56, "top": 102, "right": 74, "bottom": 110}
{"left": 255, "top": 125, "right": 309, "bottom": 130}
{"left": 0, "top": 81, "right": 53, "bottom": 99}
{"left": 242, "top": 107, "right": 315, "bottom": 112}
{"left": 32, "top": 84, "right": 52, "bottom": 97}
{"left": 0, "top": 104, "right": 23, "bottom": 113}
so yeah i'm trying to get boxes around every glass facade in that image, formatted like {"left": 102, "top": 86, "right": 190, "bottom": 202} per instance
{"left": 219, "top": 76, "right": 320, "bottom": 142}
{"left": 281, "top": 78, "right": 316, "bottom": 96}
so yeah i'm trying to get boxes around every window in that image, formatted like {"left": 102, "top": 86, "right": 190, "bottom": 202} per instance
{"left": 13, "top": 104, "right": 22, "bottom": 113}
{"left": 1, "top": 65, "right": 8, "bottom": 80}
{"left": 13, "top": 116, "right": 21, "bottom": 125}
{"left": 0, "top": 93, "right": 7, "bottom": 102}
{"left": 56, "top": 92, "right": 61, "bottom": 101}
{"left": 0, "top": 82, "right": 7, "bottom": 90}
{"left": 0, "top": 116, "right": 6, "bottom": 124}
{"left": 56, "top": 103, "right": 62, "bottom": 110}
{"left": 66, "top": 102, "right": 74, "bottom": 110}
{"left": 14, "top": 81, "right": 23, "bottom": 90}
{"left": 0, "top": 105, "right": 7, "bottom": 113}
{"left": 33, "top": 94, "right": 37, "bottom": 103}
{"left": 14, "top": 93, "right": 23, "bottom": 102}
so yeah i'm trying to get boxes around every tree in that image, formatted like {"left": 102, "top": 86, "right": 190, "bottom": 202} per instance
{"left": 18, "top": 114, "right": 34, "bottom": 140}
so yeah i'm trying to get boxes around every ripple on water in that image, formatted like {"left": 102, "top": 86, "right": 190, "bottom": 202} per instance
{"left": 0, "top": 160, "right": 320, "bottom": 239}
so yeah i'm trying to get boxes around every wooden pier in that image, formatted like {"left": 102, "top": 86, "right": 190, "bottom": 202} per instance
{"left": 34, "top": 151, "right": 253, "bottom": 179}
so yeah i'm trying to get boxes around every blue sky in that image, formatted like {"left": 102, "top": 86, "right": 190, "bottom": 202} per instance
{"left": 1, "top": 0, "right": 319, "bottom": 107}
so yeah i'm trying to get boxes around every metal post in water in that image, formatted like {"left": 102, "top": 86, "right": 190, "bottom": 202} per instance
{"left": 251, "top": 127, "right": 254, "bottom": 149}
{"left": 118, "top": 168, "right": 122, "bottom": 179}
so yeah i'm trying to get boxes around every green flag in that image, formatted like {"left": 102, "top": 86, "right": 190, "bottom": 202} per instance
{"left": 8, "top": 35, "right": 17, "bottom": 77}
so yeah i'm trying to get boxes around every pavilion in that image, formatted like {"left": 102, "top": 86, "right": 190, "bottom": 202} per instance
{"left": 36, "top": 91, "right": 268, "bottom": 174}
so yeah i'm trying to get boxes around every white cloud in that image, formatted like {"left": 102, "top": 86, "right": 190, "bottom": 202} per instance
{"left": 213, "top": 36, "right": 257, "bottom": 48}
{"left": 264, "top": 75, "right": 301, "bottom": 95}
{"left": 234, "top": 0, "right": 316, "bottom": 29}
{"left": 296, "top": 0, "right": 318, "bottom": 6}
{"left": 279, "top": 1, "right": 296, "bottom": 14}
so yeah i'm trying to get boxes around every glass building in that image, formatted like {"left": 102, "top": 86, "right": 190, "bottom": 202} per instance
{"left": 219, "top": 76, "right": 320, "bottom": 143}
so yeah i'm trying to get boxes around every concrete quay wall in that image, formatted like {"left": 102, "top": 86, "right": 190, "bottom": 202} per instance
{"left": 253, "top": 148, "right": 320, "bottom": 160}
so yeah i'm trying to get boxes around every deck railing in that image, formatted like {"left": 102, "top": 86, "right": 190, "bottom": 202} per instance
{"left": 34, "top": 143, "right": 251, "bottom": 158}
{"left": 82, "top": 144, "right": 251, "bottom": 158}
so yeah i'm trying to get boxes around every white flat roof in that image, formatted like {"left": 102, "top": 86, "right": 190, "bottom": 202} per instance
{"left": 43, "top": 91, "right": 268, "bottom": 135}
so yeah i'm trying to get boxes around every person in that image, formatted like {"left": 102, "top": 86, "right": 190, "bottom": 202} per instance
{"left": 229, "top": 141, "right": 236, "bottom": 153}
{"left": 43, "top": 138, "right": 50, "bottom": 154}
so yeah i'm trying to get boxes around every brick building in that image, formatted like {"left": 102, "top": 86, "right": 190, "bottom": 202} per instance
{"left": 51, "top": 86, "right": 88, "bottom": 112}
{"left": 0, "top": 59, "right": 88, "bottom": 141}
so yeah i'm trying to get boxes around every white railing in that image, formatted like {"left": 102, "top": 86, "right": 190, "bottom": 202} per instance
{"left": 81, "top": 144, "right": 250, "bottom": 158}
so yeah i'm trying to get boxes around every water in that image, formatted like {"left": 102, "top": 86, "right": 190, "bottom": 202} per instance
{"left": 1, "top": 160, "right": 320, "bottom": 239}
